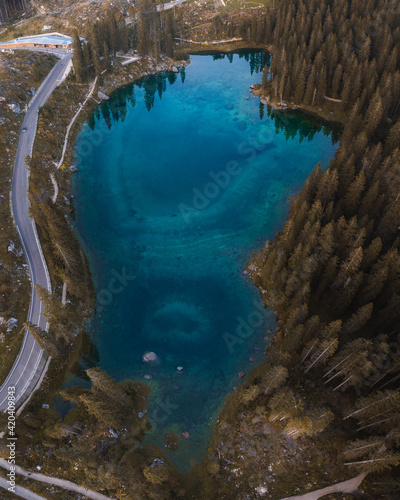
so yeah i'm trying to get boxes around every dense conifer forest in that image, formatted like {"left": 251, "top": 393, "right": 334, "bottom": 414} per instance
{"left": 0, "top": 0, "right": 29, "bottom": 23}
{"left": 201, "top": 0, "right": 400, "bottom": 497}
{"left": 71, "top": 2, "right": 179, "bottom": 84}
{"left": 255, "top": 0, "right": 400, "bottom": 463}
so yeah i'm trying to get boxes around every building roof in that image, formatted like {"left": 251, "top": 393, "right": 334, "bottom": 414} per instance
{"left": 0, "top": 32, "right": 74, "bottom": 47}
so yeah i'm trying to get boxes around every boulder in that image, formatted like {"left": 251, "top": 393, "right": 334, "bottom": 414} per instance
{"left": 8, "top": 103, "right": 21, "bottom": 114}
{"left": 98, "top": 91, "right": 110, "bottom": 101}
{"left": 142, "top": 351, "right": 158, "bottom": 362}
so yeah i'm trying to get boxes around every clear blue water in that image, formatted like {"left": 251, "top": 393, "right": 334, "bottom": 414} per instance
{"left": 71, "top": 51, "right": 339, "bottom": 471}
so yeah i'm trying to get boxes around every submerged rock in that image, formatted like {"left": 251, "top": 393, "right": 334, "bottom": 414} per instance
{"left": 142, "top": 351, "right": 158, "bottom": 362}
{"left": 165, "top": 432, "right": 179, "bottom": 450}
{"left": 181, "top": 431, "right": 190, "bottom": 439}
{"left": 238, "top": 371, "right": 246, "bottom": 378}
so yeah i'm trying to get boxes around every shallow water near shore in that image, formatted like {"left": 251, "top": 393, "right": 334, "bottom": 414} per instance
{"left": 71, "top": 50, "right": 339, "bottom": 471}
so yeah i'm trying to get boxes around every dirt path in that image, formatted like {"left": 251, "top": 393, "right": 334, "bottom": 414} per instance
{"left": 280, "top": 473, "right": 367, "bottom": 500}
{"left": 0, "top": 459, "right": 115, "bottom": 500}
{"left": 175, "top": 37, "right": 243, "bottom": 44}
{"left": 50, "top": 173, "right": 58, "bottom": 204}
{"left": 57, "top": 76, "right": 98, "bottom": 169}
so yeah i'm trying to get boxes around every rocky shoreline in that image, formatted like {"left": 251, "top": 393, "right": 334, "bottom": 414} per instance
{"left": 249, "top": 83, "right": 346, "bottom": 129}
{"left": 250, "top": 83, "right": 299, "bottom": 111}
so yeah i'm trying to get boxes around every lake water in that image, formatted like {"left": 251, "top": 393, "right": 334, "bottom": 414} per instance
{"left": 71, "top": 51, "right": 339, "bottom": 471}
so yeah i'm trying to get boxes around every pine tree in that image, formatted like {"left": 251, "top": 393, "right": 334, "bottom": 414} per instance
{"left": 303, "top": 66, "right": 316, "bottom": 105}
{"left": 241, "top": 385, "right": 261, "bottom": 404}
{"left": 340, "top": 76, "right": 352, "bottom": 110}
{"left": 294, "top": 59, "right": 307, "bottom": 103}
{"left": 83, "top": 41, "right": 92, "bottom": 75}
{"left": 315, "top": 168, "right": 339, "bottom": 205}
{"left": 268, "top": 389, "right": 302, "bottom": 422}
{"left": 73, "top": 29, "right": 85, "bottom": 83}
{"left": 25, "top": 322, "right": 60, "bottom": 358}
{"left": 285, "top": 415, "right": 312, "bottom": 438}
{"left": 362, "top": 237, "right": 382, "bottom": 269}
{"left": 343, "top": 171, "right": 366, "bottom": 215}
{"left": 106, "top": 9, "right": 118, "bottom": 56}
{"left": 342, "top": 303, "right": 373, "bottom": 336}
{"left": 344, "top": 390, "right": 400, "bottom": 421}
{"left": 87, "top": 367, "right": 132, "bottom": 410}
{"left": 315, "top": 63, "right": 327, "bottom": 104}
{"left": 304, "top": 335, "right": 338, "bottom": 373}
{"left": 359, "top": 263, "right": 388, "bottom": 304}
{"left": 103, "top": 41, "right": 112, "bottom": 73}
{"left": 330, "top": 63, "right": 343, "bottom": 98}
{"left": 344, "top": 451, "right": 400, "bottom": 474}
{"left": 79, "top": 368, "right": 135, "bottom": 429}
{"left": 364, "top": 89, "right": 384, "bottom": 138}
{"left": 260, "top": 366, "right": 289, "bottom": 395}
{"left": 343, "top": 437, "right": 386, "bottom": 461}
{"left": 384, "top": 120, "right": 400, "bottom": 153}
{"left": 92, "top": 45, "right": 102, "bottom": 79}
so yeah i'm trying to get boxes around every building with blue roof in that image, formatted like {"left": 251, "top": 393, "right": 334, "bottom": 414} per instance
{"left": 0, "top": 32, "right": 76, "bottom": 50}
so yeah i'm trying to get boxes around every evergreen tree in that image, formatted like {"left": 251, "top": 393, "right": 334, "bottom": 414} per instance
{"left": 73, "top": 29, "right": 85, "bottom": 83}
{"left": 103, "top": 41, "right": 112, "bottom": 73}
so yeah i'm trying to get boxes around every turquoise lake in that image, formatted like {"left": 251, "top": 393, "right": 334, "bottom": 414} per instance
{"left": 71, "top": 51, "right": 339, "bottom": 471}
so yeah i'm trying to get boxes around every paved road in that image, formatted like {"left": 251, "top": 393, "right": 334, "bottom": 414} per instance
{"left": 0, "top": 51, "right": 73, "bottom": 412}
{"left": 0, "top": 46, "right": 70, "bottom": 57}
{"left": 0, "top": 459, "right": 115, "bottom": 500}
{"left": 0, "top": 0, "right": 183, "bottom": 414}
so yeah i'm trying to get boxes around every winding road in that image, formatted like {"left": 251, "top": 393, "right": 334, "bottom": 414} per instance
{"left": 0, "top": 0, "right": 187, "bottom": 416}
{"left": 0, "top": 51, "right": 73, "bottom": 413}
